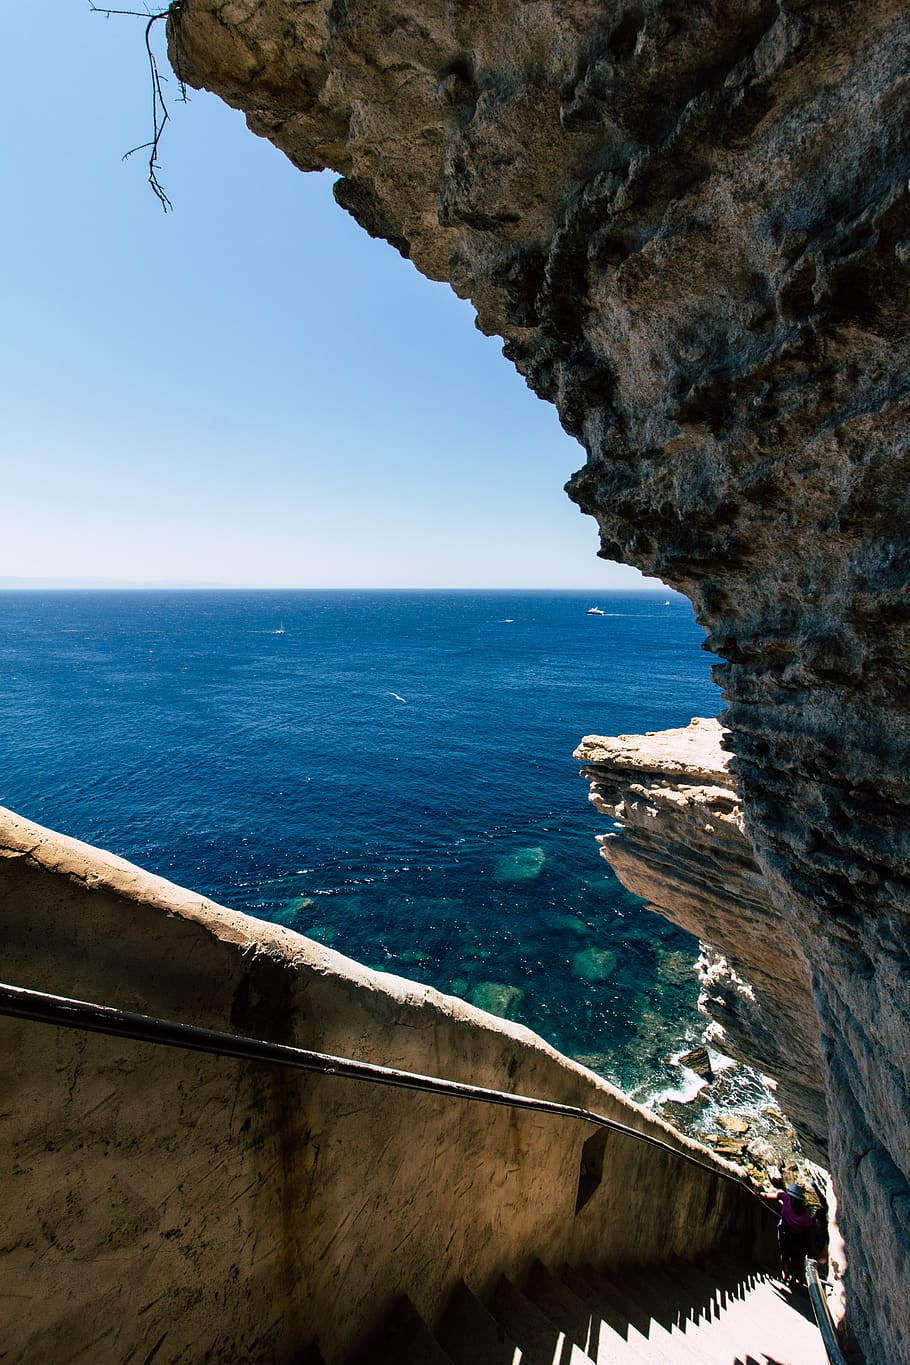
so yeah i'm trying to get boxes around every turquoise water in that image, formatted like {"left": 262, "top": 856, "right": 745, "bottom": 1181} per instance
{"left": 0, "top": 589, "right": 722, "bottom": 1091}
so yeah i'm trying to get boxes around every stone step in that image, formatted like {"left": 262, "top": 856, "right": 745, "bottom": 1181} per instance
{"left": 597, "top": 1262, "right": 752, "bottom": 1365}
{"left": 639, "top": 1261, "right": 829, "bottom": 1365}
{"left": 523, "top": 1260, "right": 598, "bottom": 1357}
{"left": 572, "top": 1265, "right": 656, "bottom": 1343}
{"left": 560, "top": 1265, "right": 632, "bottom": 1342}
{"left": 487, "top": 1274, "right": 587, "bottom": 1365}
{"left": 564, "top": 1265, "right": 703, "bottom": 1365}
{"left": 660, "top": 1255, "right": 737, "bottom": 1318}
{"left": 435, "top": 1280, "right": 521, "bottom": 1365}
{"left": 625, "top": 1259, "right": 744, "bottom": 1335}
{"left": 633, "top": 1261, "right": 719, "bottom": 1332}
{"left": 339, "top": 1258, "right": 828, "bottom": 1365}
{"left": 297, "top": 1340, "right": 329, "bottom": 1365}
{"left": 571, "top": 1265, "right": 696, "bottom": 1365}
{"left": 343, "top": 1294, "right": 455, "bottom": 1365}
{"left": 698, "top": 1274, "right": 829, "bottom": 1365}
{"left": 522, "top": 1260, "right": 651, "bottom": 1364}
{"left": 697, "top": 1253, "right": 770, "bottom": 1303}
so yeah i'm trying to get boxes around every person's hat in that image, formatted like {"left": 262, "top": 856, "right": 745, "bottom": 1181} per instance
{"left": 786, "top": 1182, "right": 805, "bottom": 1200}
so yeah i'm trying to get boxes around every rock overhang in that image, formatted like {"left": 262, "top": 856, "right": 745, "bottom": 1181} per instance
{"left": 165, "top": 5, "right": 910, "bottom": 1360}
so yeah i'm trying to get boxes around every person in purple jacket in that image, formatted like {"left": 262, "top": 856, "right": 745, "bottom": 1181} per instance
{"left": 765, "top": 1182, "right": 818, "bottom": 1285}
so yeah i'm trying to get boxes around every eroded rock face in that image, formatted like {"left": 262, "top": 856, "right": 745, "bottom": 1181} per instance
{"left": 169, "top": 4, "right": 909, "bottom": 1359}
{"left": 575, "top": 717, "right": 828, "bottom": 1159}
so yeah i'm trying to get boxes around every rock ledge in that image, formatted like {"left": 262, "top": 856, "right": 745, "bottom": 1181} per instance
{"left": 576, "top": 717, "right": 827, "bottom": 1158}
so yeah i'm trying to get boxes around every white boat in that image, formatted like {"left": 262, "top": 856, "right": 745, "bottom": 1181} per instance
{"left": 586, "top": 606, "right": 605, "bottom": 616}
{"left": 275, "top": 623, "right": 286, "bottom": 635}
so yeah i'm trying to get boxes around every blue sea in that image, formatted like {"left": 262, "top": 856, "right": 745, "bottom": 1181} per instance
{"left": 0, "top": 589, "right": 723, "bottom": 1094}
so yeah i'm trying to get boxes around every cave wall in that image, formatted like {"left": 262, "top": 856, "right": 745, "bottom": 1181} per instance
{"left": 168, "top": 4, "right": 910, "bottom": 1361}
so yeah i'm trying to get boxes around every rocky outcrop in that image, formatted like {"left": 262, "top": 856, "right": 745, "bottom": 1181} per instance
{"left": 575, "top": 717, "right": 827, "bottom": 1158}
{"left": 166, "top": 5, "right": 909, "bottom": 1360}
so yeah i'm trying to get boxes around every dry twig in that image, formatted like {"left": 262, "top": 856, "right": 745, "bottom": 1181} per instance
{"left": 89, "top": 1, "right": 187, "bottom": 212}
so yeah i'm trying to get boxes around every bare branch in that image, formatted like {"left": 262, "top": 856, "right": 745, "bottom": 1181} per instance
{"left": 88, "top": 0, "right": 187, "bottom": 212}
{"left": 89, "top": 4, "right": 164, "bottom": 19}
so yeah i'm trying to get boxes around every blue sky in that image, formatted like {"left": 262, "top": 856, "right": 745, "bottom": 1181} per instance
{"left": 1, "top": 6, "right": 659, "bottom": 590}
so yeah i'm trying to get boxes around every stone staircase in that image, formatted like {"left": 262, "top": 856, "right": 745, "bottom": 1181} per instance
{"left": 333, "top": 1256, "right": 830, "bottom": 1365}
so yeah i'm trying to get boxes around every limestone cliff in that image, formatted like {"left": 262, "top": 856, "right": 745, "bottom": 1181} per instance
{"left": 167, "top": 4, "right": 909, "bottom": 1360}
{"left": 575, "top": 717, "right": 827, "bottom": 1159}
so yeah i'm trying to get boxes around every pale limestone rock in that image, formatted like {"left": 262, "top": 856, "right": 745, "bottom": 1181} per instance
{"left": 577, "top": 717, "right": 730, "bottom": 781}
{"left": 718, "top": 1113, "right": 752, "bottom": 1136}
{"left": 576, "top": 718, "right": 828, "bottom": 1160}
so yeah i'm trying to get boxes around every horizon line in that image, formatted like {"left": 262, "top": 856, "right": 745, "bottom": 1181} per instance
{"left": 0, "top": 582, "right": 677, "bottom": 594}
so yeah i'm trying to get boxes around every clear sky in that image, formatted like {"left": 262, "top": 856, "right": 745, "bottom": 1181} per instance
{"left": 1, "top": 6, "right": 660, "bottom": 590}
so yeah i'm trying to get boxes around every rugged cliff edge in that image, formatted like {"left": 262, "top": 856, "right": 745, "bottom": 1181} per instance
{"left": 167, "top": 3, "right": 909, "bottom": 1359}
{"left": 575, "top": 716, "right": 827, "bottom": 1159}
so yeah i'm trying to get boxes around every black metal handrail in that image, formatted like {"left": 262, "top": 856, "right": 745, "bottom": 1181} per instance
{"left": 806, "top": 1258, "right": 849, "bottom": 1365}
{"left": 1, "top": 980, "right": 756, "bottom": 1194}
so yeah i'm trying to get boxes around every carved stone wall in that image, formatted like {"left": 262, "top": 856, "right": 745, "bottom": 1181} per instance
{"left": 1, "top": 805, "right": 767, "bottom": 1363}
{"left": 168, "top": 5, "right": 910, "bottom": 1360}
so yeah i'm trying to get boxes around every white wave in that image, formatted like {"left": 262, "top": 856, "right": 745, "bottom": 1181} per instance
{"left": 711, "top": 1052, "right": 738, "bottom": 1073}
{"left": 652, "top": 1068, "right": 709, "bottom": 1106}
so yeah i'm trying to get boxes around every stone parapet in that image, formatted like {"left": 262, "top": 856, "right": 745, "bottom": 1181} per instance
{"left": 1, "top": 803, "right": 767, "bottom": 1363}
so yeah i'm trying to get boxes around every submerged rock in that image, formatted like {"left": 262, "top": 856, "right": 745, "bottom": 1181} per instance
{"left": 494, "top": 846, "right": 546, "bottom": 882}
{"left": 571, "top": 1052, "right": 614, "bottom": 1077}
{"left": 658, "top": 1095, "right": 709, "bottom": 1129}
{"left": 303, "top": 921, "right": 337, "bottom": 945}
{"left": 546, "top": 912, "right": 588, "bottom": 935}
{"left": 571, "top": 946, "right": 617, "bottom": 982}
{"left": 469, "top": 981, "right": 524, "bottom": 1019}
{"left": 655, "top": 950, "right": 696, "bottom": 987}
{"left": 274, "top": 896, "right": 316, "bottom": 926}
